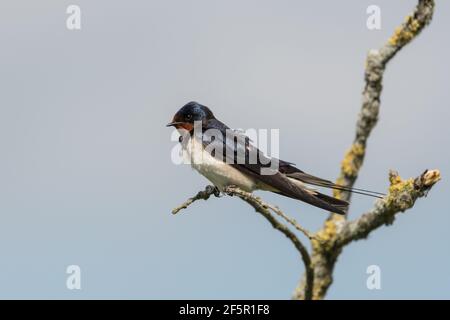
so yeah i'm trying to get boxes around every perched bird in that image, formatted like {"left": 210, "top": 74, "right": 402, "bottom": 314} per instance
{"left": 167, "top": 101, "right": 383, "bottom": 215}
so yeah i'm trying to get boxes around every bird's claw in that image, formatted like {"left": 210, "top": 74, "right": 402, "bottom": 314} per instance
{"left": 213, "top": 186, "right": 222, "bottom": 197}
{"left": 224, "top": 185, "right": 238, "bottom": 196}
{"left": 205, "top": 185, "right": 222, "bottom": 197}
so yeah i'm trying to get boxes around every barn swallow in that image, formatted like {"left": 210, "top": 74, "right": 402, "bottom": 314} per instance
{"left": 167, "top": 101, "right": 383, "bottom": 215}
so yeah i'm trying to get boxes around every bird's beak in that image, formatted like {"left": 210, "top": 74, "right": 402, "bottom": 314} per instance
{"left": 166, "top": 121, "right": 183, "bottom": 127}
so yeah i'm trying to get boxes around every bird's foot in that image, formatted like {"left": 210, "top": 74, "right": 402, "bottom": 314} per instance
{"left": 223, "top": 185, "right": 238, "bottom": 196}
{"left": 205, "top": 185, "right": 222, "bottom": 197}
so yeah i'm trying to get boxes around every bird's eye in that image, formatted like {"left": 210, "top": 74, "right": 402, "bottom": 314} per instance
{"left": 185, "top": 114, "right": 193, "bottom": 120}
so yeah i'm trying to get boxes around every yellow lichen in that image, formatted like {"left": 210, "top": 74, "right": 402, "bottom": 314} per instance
{"left": 389, "top": 178, "right": 414, "bottom": 195}
{"left": 389, "top": 171, "right": 403, "bottom": 186}
{"left": 385, "top": 172, "right": 414, "bottom": 210}
{"left": 385, "top": 169, "right": 440, "bottom": 212}
{"left": 388, "top": 16, "right": 422, "bottom": 46}
{"left": 410, "top": 19, "right": 421, "bottom": 32}
{"left": 313, "top": 219, "right": 340, "bottom": 251}
{"left": 388, "top": 172, "right": 413, "bottom": 194}
{"left": 332, "top": 176, "right": 346, "bottom": 199}
{"left": 341, "top": 143, "right": 365, "bottom": 178}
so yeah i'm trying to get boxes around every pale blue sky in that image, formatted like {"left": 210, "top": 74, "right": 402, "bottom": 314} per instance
{"left": 0, "top": 0, "right": 449, "bottom": 299}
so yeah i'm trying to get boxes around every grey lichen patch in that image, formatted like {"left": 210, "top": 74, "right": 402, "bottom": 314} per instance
{"left": 384, "top": 169, "right": 441, "bottom": 213}
{"left": 385, "top": 170, "right": 415, "bottom": 212}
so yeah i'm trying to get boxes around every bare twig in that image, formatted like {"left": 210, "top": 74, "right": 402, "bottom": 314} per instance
{"left": 223, "top": 187, "right": 316, "bottom": 241}
{"left": 172, "top": 185, "right": 218, "bottom": 214}
{"left": 172, "top": 184, "right": 315, "bottom": 299}
{"left": 172, "top": 185, "right": 315, "bottom": 240}
{"left": 264, "top": 203, "right": 318, "bottom": 241}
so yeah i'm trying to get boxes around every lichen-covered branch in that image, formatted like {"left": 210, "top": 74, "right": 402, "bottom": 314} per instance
{"left": 293, "top": 169, "right": 440, "bottom": 300}
{"left": 294, "top": 0, "right": 437, "bottom": 300}
{"left": 337, "top": 170, "right": 440, "bottom": 246}
{"left": 334, "top": 0, "right": 435, "bottom": 203}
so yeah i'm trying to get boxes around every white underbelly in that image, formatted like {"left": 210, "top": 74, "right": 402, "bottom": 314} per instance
{"left": 183, "top": 138, "right": 256, "bottom": 192}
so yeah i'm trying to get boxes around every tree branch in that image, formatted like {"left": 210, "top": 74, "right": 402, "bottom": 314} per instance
{"left": 334, "top": 0, "right": 435, "bottom": 204}
{"left": 337, "top": 169, "right": 440, "bottom": 246}
{"left": 222, "top": 186, "right": 314, "bottom": 300}
{"left": 172, "top": 185, "right": 219, "bottom": 215}
{"left": 293, "top": 0, "right": 437, "bottom": 300}
{"left": 293, "top": 168, "right": 440, "bottom": 300}
{"left": 171, "top": 0, "right": 438, "bottom": 301}
{"left": 172, "top": 185, "right": 315, "bottom": 300}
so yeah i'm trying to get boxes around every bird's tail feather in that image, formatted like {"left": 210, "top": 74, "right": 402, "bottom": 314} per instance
{"left": 286, "top": 172, "right": 385, "bottom": 199}
{"left": 313, "top": 191, "right": 349, "bottom": 212}
{"left": 274, "top": 189, "right": 348, "bottom": 215}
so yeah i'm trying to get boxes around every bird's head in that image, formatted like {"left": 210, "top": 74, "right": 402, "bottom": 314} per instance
{"left": 166, "top": 101, "right": 215, "bottom": 131}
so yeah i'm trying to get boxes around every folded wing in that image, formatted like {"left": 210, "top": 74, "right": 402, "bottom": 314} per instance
{"left": 200, "top": 121, "right": 350, "bottom": 215}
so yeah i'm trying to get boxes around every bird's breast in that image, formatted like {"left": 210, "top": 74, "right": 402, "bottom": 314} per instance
{"left": 183, "top": 138, "right": 256, "bottom": 192}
